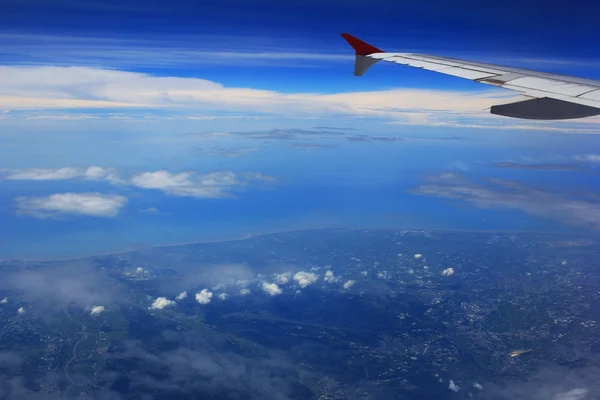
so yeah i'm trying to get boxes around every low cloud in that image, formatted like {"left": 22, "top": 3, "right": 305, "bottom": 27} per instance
{"left": 323, "top": 270, "right": 339, "bottom": 284}
{"left": 293, "top": 271, "right": 318, "bottom": 288}
{"left": 149, "top": 297, "right": 176, "bottom": 310}
{"left": 261, "top": 282, "right": 282, "bottom": 296}
{"left": 488, "top": 162, "right": 588, "bottom": 172}
{"left": 412, "top": 173, "right": 600, "bottom": 229}
{"left": 239, "top": 288, "right": 251, "bottom": 295}
{"left": 130, "top": 170, "right": 273, "bottom": 198}
{"left": 3, "top": 167, "right": 80, "bottom": 181}
{"left": 196, "top": 146, "right": 258, "bottom": 158}
{"left": 4, "top": 261, "right": 122, "bottom": 312}
{"left": 175, "top": 291, "right": 188, "bottom": 300}
{"left": 343, "top": 280, "right": 355, "bottom": 289}
{"left": 2, "top": 166, "right": 124, "bottom": 184}
{"left": 107, "top": 332, "right": 316, "bottom": 400}
{"left": 480, "top": 362, "right": 600, "bottom": 400}
{"left": 15, "top": 192, "right": 127, "bottom": 218}
{"left": 274, "top": 272, "right": 292, "bottom": 285}
{"left": 90, "top": 305, "right": 106, "bottom": 315}
{"left": 575, "top": 154, "right": 600, "bottom": 163}
{"left": 195, "top": 289, "right": 213, "bottom": 304}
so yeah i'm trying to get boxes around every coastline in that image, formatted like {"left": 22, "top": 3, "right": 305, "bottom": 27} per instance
{"left": 0, "top": 225, "right": 584, "bottom": 264}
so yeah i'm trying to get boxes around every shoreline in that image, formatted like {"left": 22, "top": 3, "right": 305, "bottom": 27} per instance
{"left": 0, "top": 225, "right": 586, "bottom": 264}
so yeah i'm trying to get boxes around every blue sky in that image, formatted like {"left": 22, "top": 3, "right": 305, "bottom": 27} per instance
{"left": 1, "top": 0, "right": 600, "bottom": 260}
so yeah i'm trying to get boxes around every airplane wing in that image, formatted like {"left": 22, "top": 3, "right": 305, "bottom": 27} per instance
{"left": 341, "top": 33, "right": 600, "bottom": 120}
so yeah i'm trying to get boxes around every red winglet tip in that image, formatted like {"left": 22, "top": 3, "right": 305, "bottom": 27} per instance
{"left": 341, "top": 33, "right": 384, "bottom": 56}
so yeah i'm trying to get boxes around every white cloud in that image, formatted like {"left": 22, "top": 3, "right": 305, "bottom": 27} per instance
{"left": 15, "top": 192, "right": 127, "bottom": 218}
{"left": 135, "top": 267, "right": 144, "bottom": 274}
{"left": 442, "top": 268, "right": 455, "bottom": 276}
{"left": 2, "top": 166, "right": 123, "bottom": 184}
{"left": 413, "top": 173, "right": 600, "bottom": 230}
{"left": 3, "top": 65, "right": 600, "bottom": 130}
{"left": 195, "top": 289, "right": 213, "bottom": 304}
{"left": 218, "top": 293, "right": 229, "bottom": 300}
{"left": 149, "top": 297, "right": 176, "bottom": 310}
{"left": 473, "top": 383, "right": 483, "bottom": 390}
{"left": 130, "top": 170, "right": 265, "bottom": 198}
{"left": 343, "top": 280, "right": 355, "bottom": 289}
{"left": 293, "top": 271, "right": 318, "bottom": 288}
{"left": 262, "top": 282, "right": 282, "bottom": 296}
{"left": 274, "top": 272, "right": 292, "bottom": 285}
{"left": 323, "top": 270, "right": 339, "bottom": 283}
{"left": 239, "top": 288, "right": 251, "bottom": 295}
{"left": 554, "top": 389, "right": 588, "bottom": 400}
{"left": 17, "top": 307, "right": 25, "bottom": 315}
{"left": 175, "top": 291, "right": 188, "bottom": 300}
{"left": 3, "top": 167, "right": 80, "bottom": 180}
{"left": 448, "top": 380, "right": 460, "bottom": 392}
{"left": 139, "top": 207, "right": 160, "bottom": 214}
{"left": 90, "top": 305, "right": 105, "bottom": 315}
{"left": 0, "top": 297, "right": 7, "bottom": 304}
{"left": 414, "top": 254, "right": 423, "bottom": 259}
{"left": 574, "top": 154, "right": 600, "bottom": 162}
{"left": 83, "top": 166, "right": 124, "bottom": 184}
{"left": 0, "top": 66, "right": 503, "bottom": 117}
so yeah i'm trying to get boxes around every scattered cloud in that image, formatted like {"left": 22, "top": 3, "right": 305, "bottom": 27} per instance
{"left": 487, "top": 162, "right": 593, "bottom": 172}
{"left": 196, "top": 146, "right": 258, "bottom": 158}
{"left": 3, "top": 167, "right": 80, "bottom": 181}
{"left": 3, "top": 261, "right": 123, "bottom": 313}
{"left": 414, "top": 254, "right": 423, "bottom": 259}
{"left": 323, "top": 270, "right": 339, "bottom": 283}
{"left": 2, "top": 166, "right": 124, "bottom": 184}
{"left": 448, "top": 380, "right": 460, "bottom": 392}
{"left": 149, "top": 297, "right": 176, "bottom": 310}
{"left": 442, "top": 268, "right": 455, "bottom": 276}
{"left": 262, "top": 282, "right": 282, "bottom": 296}
{"left": 274, "top": 272, "right": 292, "bottom": 285}
{"left": 195, "top": 289, "right": 213, "bottom": 304}
{"left": 15, "top": 192, "right": 127, "bottom": 218}
{"left": 217, "top": 293, "right": 228, "bottom": 300}
{"left": 290, "top": 143, "right": 339, "bottom": 149}
{"left": 139, "top": 207, "right": 160, "bottom": 214}
{"left": 346, "top": 134, "right": 403, "bottom": 142}
{"left": 293, "top": 271, "right": 318, "bottom": 288}
{"left": 90, "top": 305, "right": 106, "bottom": 315}
{"left": 343, "top": 280, "right": 355, "bottom": 289}
{"left": 412, "top": 173, "right": 600, "bottom": 229}
{"left": 575, "top": 154, "right": 600, "bottom": 163}
{"left": 479, "top": 362, "right": 600, "bottom": 400}
{"left": 0, "top": 297, "right": 7, "bottom": 304}
{"left": 17, "top": 307, "right": 25, "bottom": 315}
{"left": 176, "top": 291, "right": 188, "bottom": 300}
{"left": 239, "top": 288, "right": 251, "bottom": 295}
{"left": 130, "top": 170, "right": 272, "bottom": 198}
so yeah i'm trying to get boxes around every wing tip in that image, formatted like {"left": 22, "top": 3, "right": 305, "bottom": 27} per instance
{"left": 341, "top": 33, "right": 384, "bottom": 55}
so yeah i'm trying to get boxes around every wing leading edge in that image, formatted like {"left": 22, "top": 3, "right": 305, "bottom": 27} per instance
{"left": 341, "top": 33, "right": 600, "bottom": 120}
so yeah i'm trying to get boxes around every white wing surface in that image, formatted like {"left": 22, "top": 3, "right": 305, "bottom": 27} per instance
{"left": 341, "top": 33, "right": 600, "bottom": 120}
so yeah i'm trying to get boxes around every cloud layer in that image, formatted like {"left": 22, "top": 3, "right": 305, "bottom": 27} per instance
{"left": 0, "top": 65, "right": 525, "bottom": 126}
{"left": 413, "top": 173, "right": 600, "bottom": 229}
